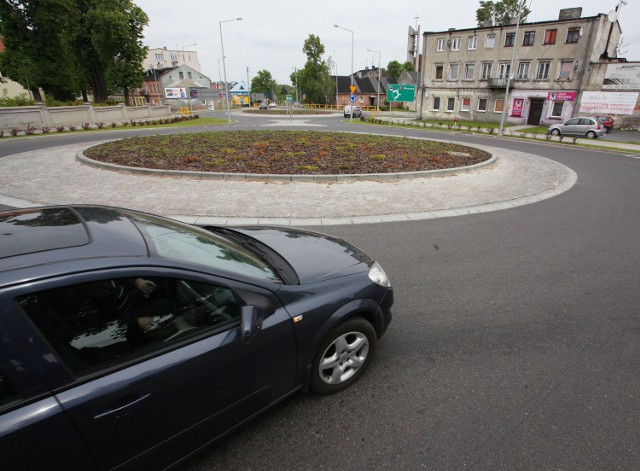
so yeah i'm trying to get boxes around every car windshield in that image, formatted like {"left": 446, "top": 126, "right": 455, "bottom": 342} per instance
{"left": 128, "top": 213, "right": 282, "bottom": 283}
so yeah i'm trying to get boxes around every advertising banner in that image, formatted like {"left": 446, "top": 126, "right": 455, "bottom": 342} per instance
{"left": 603, "top": 63, "right": 640, "bottom": 90}
{"left": 165, "top": 88, "right": 186, "bottom": 99}
{"left": 547, "top": 91, "right": 576, "bottom": 101}
{"left": 511, "top": 98, "right": 524, "bottom": 117}
{"left": 579, "top": 91, "right": 639, "bottom": 115}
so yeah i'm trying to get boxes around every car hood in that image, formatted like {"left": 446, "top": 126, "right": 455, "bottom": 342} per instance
{"left": 232, "top": 226, "right": 373, "bottom": 284}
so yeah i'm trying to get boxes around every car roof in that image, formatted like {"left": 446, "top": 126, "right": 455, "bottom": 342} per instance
{"left": 0, "top": 206, "right": 149, "bottom": 273}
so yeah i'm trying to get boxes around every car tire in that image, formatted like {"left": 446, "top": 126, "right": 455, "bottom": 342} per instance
{"left": 310, "top": 317, "right": 377, "bottom": 395}
{"left": 550, "top": 129, "right": 561, "bottom": 136}
{"left": 586, "top": 131, "right": 597, "bottom": 139}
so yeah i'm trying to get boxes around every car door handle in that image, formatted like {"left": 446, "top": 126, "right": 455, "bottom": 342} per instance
{"left": 93, "top": 393, "right": 151, "bottom": 421}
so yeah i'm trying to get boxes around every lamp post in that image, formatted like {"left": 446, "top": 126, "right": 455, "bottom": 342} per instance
{"left": 220, "top": 17, "right": 242, "bottom": 123}
{"left": 181, "top": 43, "right": 197, "bottom": 113}
{"left": 217, "top": 57, "right": 225, "bottom": 112}
{"left": 334, "top": 24, "right": 354, "bottom": 122}
{"left": 498, "top": 1, "right": 523, "bottom": 135}
{"left": 367, "top": 49, "right": 381, "bottom": 116}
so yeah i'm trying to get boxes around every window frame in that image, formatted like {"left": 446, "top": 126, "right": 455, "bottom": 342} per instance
{"left": 447, "top": 97, "right": 456, "bottom": 112}
{"left": 536, "top": 61, "right": 551, "bottom": 80}
{"left": 468, "top": 35, "right": 478, "bottom": 50}
{"left": 448, "top": 63, "right": 459, "bottom": 80}
{"left": 494, "top": 98, "right": 504, "bottom": 113}
{"left": 498, "top": 62, "right": 511, "bottom": 80}
{"left": 485, "top": 34, "right": 496, "bottom": 48}
{"left": 481, "top": 62, "right": 492, "bottom": 80}
{"left": 504, "top": 32, "right": 515, "bottom": 47}
{"left": 544, "top": 29, "right": 557, "bottom": 45}
{"left": 517, "top": 62, "right": 530, "bottom": 80}
{"left": 435, "top": 65, "right": 444, "bottom": 80}
{"left": 477, "top": 98, "right": 488, "bottom": 112}
{"left": 432, "top": 96, "right": 441, "bottom": 110}
{"left": 451, "top": 37, "right": 461, "bottom": 51}
{"left": 522, "top": 31, "right": 535, "bottom": 46}
{"left": 464, "top": 63, "right": 475, "bottom": 80}
{"left": 460, "top": 97, "right": 472, "bottom": 112}
{"left": 437, "top": 38, "right": 446, "bottom": 51}
{"left": 566, "top": 27, "right": 580, "bottom": 43}
{"left": 558, "top": 60, "right": 574, "bottom": 80}
{"left": 551, "top": 101, "right": 564, "bottom": 117}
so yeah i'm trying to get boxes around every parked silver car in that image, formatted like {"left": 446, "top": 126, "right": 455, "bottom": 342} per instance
{"left": 548, "top": 117, "right": 605, "bottom": 138}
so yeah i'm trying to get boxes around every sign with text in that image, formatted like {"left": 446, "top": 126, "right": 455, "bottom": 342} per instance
{"left": 547, "top": 91, "right": 576, "bottom": 102}
{"left": 165, "top": 88, "right": 187, "bottom": 99}
{"left": 511, "top": 98, "right": 524, "bottom": 117}
{"left": 579, "top": 91, "right": 639, "bottom": 115}
{"left": 387, "top": 84, "right": 416, "bottom": 102}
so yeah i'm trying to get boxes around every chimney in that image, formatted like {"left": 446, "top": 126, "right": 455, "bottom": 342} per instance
{"left": 559, "top": 8, "right": 582, "bottom": 20}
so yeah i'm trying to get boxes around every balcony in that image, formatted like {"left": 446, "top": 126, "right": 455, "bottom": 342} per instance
{"left": 488, "top": 78, "right": 510, "bottom": 88}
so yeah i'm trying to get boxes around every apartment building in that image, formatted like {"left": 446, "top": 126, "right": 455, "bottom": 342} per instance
{"left": 143, "top": 46, "right": 201, "bottom": 73}
{"left": 419, "top": 8, "right": 625, "bottom": 126}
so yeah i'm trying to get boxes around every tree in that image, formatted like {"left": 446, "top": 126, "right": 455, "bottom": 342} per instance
{"left": 403, "top": 61, "right": 415, "bottom": 72}
{"left": 297, "top": 34, "right": 330, "bottom": 104}
{"left": 476, "top": 0, "right": 530, "bottom": 26}
{"left": 251, "top": 69, "right": 276, "bottom": 99}
{"left": 386, "top": 60, "right": 403, "bottom": 79}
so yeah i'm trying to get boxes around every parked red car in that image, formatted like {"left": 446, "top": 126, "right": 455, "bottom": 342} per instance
{"left": 590, "top": 115, "right": 614, "bottom": 132}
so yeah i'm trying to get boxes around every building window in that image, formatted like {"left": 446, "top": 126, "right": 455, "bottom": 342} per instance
{"left": 435, "top": 65, "right": 444, "bottom": 79}
{"left": 481, "top": 62, "right": 492, "bottom": 79}
{"left": 464, "top": 63, "right": 475, "bottom": 80}
{"left": 551, "top": 101, "right": 564, "bottom": 117}
{"left": 505, "top": 32, "right": 515, "bottom": 47}
{"left": 558, "top": 60, "right": 573, "bottom": 80}
{"left": 468, "top": 36, "right": 478, "bottom": 50}
{"left": 155, "top": 53, "right": 164, "bottom": 60}
{"left": 171, "top": 53, "right": 178, "bottom": 62}
{"left": 544, "top": 29, "right": 557, "bottom": 45}
{"left": 523, "top": 31, "right": 535, "bottom": 46}
{"left": 179, "top": 71, "right": 184, "bottom": 79}
{"left": 437, "top": 38, "right": 446, "bottom": 51}
{"left": 447, "top": 97, "right": 455, "bottom": 111}
{"left": 452, "top": 37, "right": 461, "bottom": 51}
{"left": 517, "top": 62, "right": 530, "bottom": 79}
{"left": 486, "top": 34, "right": 496, "bottom": 48}
{"left": 498, "top": 63, "right": 511, "bottom": 79}
{"left": 449, "top": 63, "right": 459, "bottom": 80}
{"left": 566, "top": 27, "right": 580, "bottom": 43}
{"left": 461, "top": 97, "right": 471, "bottom": 111}
{"left": 494, "top": 98, "right": 504, "bottom": 112}
{"left": 536, "top": 61, "right": 550, "bottom": 80}
{"left": 433, "top": 96, "right": 441, "bottom": 110}
{"left": 478, "top": 98, "right": 488, "bottom": 111}
{"left": 188, "top": 72, "right": 192, "bottom": 79}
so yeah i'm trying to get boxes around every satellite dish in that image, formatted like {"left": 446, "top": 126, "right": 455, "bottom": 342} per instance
{"left": 607, "top": 10, "right": 618, "bottom": 22}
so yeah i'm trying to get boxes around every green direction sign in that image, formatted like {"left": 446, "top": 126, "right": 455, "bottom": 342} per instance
{"left": 286, "top": 94, "right": 293, "bottom": 102}
{"left": 387, "top": 84, "right": 416, "bottom": 102}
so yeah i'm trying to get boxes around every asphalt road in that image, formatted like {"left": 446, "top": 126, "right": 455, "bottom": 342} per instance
{"left": 2, "top": 113, "right": 640, "bottom": 469}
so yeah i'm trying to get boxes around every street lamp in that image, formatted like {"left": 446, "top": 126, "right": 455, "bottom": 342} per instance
{"left": 334, "top": 24, "right": 354, "bottom": 122}
{"left": 367, "top": 49, "right": 381, "bottom": 116}
{"left": 181, "top": 43, "right": 197, "bottom": 113}
{"left": 217, "top": 57, "right": 226, "bottom": 113}
{"left": 498, "top": 1, "right": 523, "bottom": 135}
{"left": 220, "top": 17, "right": 242, "bottom": 123}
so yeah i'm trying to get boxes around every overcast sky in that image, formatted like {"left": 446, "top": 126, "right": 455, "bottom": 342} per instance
{"left": 134, "top": 0, "right": 639, "bottom": 85}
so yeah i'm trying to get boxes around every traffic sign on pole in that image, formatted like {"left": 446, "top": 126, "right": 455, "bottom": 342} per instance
{"left": 387, "top": 84, "right": 416, "bottom": 102}
{"left": 349, "top": 95, "right": 356, "bottom": 103}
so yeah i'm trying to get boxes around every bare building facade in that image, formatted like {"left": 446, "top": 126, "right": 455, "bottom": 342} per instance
{"left": 418, "top": 8, "right": 625, "bottom": 126}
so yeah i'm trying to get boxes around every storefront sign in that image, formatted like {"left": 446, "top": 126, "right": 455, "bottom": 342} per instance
{"left": 511, "top": 98, "right": 524, "bottom": 117}
{"left": 547, "top": 91, "right": 576, "bottom": 101}
{"left": 579, "top": 91, "right": 639, "bottom": 115}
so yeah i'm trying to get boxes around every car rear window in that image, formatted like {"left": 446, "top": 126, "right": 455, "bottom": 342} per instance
{"left": 0, "top": 208, "right": 90, "bottom": 258}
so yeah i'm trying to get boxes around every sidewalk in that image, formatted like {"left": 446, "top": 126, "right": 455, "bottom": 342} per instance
{"left": 0, "top": 140, "right": 577, "bottom": 226}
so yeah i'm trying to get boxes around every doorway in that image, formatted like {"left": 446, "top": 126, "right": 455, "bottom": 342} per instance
{"left": 528, "top": 99, "right": 544, "bottom": 125}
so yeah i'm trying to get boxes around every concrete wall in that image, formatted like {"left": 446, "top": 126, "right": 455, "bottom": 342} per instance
{"left": 0, "top": 104, "right": 172, "bottom": 131}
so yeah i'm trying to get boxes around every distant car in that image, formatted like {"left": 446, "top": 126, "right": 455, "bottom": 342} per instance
{"left": 0, "top": 205, "right": 393, "bottom": 470}
{"left": 344, "top": 105, "right": 362, "bottom": 118}
{"left": 258, "top": 102, "right": 268, "bottom": 110}
{"left": 268, "top": 102, "right": 276, "bottom": 108}
{"left": 548, "top": 117, "right": 605, "bottom": 139}
{"left": 590, "top": 115, "right": 614, "bottom": 132}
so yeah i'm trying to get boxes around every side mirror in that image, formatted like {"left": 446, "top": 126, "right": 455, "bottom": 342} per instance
{"left": 241, "top": 305, "right": 263, "bottom": 345}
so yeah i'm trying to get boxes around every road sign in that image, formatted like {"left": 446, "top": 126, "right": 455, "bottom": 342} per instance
{"left": 387, "top": 84, "right": 416, "bottom": 102}
{"left": 286, "top": 94, "right": 293, "bottom": 102}
{"left": 350, "top": 85, "right": 357, "bottom": 94}
{"left": 349, "top": 95, "right": 356, "bottom": 103}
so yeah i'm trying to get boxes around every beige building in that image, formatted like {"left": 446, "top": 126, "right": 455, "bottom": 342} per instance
{"left": 418, "top": 7, "right": 628, "bottom": 126}
{"left": 143, "top": 46, "right": 201, "bottom": 73}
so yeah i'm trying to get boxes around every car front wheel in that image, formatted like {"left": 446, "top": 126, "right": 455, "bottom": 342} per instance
{"left": 310, "top": 317, "right": 377, "bottom": 394}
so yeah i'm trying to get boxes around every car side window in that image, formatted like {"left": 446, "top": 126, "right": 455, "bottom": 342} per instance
{"left": 16, "top": 277, "right": 241, "bottom": 377}
{"left": 0, "top": 367, "right": 19, "bottom": 407}
{"left": 564, "top": 119, "right": 578, "bottom": 125}
{"left": 579, "top": 118, "right": 592, "bottom": 125}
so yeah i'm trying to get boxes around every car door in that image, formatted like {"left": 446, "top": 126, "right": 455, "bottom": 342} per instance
{"left": 562, "top": 118, "right": 580, "bottom": 135}
{"left": 11, "top": 268, "right": 297, "bottom": 470}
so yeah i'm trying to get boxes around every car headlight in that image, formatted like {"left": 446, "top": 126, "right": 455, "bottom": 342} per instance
{"left": 368, "top": 261, "right": 391, "bottom": 288}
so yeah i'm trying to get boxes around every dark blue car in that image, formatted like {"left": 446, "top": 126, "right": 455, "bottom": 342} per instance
{"left": 0, "top": 205, "right": 392, "bottom": 470}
